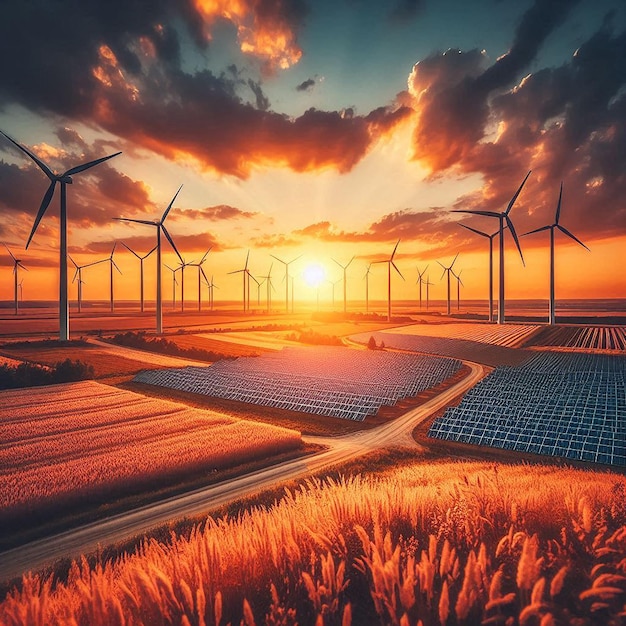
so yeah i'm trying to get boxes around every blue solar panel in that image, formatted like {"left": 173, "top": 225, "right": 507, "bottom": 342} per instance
{"left": 428, "top": 352, "right": 625, "bottom": 467}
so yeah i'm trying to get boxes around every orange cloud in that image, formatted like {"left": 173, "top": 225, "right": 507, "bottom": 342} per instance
{"left": 192, "top": 0, "right": 305, "bottom": 71}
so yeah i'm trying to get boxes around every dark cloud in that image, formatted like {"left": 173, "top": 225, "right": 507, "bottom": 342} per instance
{"left": 389, "top": 0, "right": 424, "bottom": 21}
{"left": 248, "top": 79, "right": 271, "bottom": 111}
{"left": 296, "top": 78, "right": 316, "bottom": 92}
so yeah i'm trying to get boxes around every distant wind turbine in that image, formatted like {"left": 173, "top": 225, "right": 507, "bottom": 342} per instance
{"left": 258, "top": 263, "right": 275, "bottom": 312}
{"left": 206, "top": 275, "right": 218, "bottom": 311}
{"left": 453, "top": 269, "right": 463, "bottom": 311}
{"left": 177, "top": 256, "right": 194, "bottom": 313}
{"left": 453, "top": 171, "right": 530, "bottom": 324}
{"left": 332, "top": 256, "right": 354, "bottom": 314}
{"left": 327, "top": 278, "right": 341, "bottom": 307}
{"left": 4, "top": 243, "right": 27, "bottom": 315}
{"left": 164, "top": 263, "right": 180, "bottom": 309}
{"left": 1, "top": 130, "right": 121, "bottom": 340}
{"left": 189, "top": 247, "right": 211, "bottom": 312}
{"left": 372, "top": 239, "right": 404, "bottom": 322}
{"left": 459, "top": 224, "right": 500, "bottom": 322}
{"left": 229, "top": 250, "right": 251, "bottom": 312}
{"left": 69, "top": 255, "right": 103, "bottom": 313}
{"left": 270, "top": 254, "right": 301, "bottom": 313}
{"left": 523, "top": 182, "right": 589, "bottom": 325}
{"left": 101, "top": 243, "right": 122, "bottom": 312}
{"left": 416, "top": 265, "right": 428, "bottom": 310}
{"left": 114, "top": 186, "right": 183, "bottom": 334}
{"left": 437, "top": 254, "right": 459, "bottom": 316}
{"left": 18, "top": 279, "right": 23, "bottom": 303}
{"left": 425, "top": 275, "right": 434, "bottom": 310}
{"left": 121, "top": 242, "right": 157, "bottom": 313}
{"left": 364, "top": 264, "right": 372, "bottom": 313}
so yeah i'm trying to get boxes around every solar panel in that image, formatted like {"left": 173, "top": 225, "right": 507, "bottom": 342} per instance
{"left": 134, "top": 346, "right": 462, "bottom": 421}
{"left": 428, "top": 352, "right": 626, "bottom": 467}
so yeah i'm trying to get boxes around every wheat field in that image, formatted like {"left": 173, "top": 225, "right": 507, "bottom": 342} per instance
{"left": 1, "top": 459, "right": 624, "bottom": 625}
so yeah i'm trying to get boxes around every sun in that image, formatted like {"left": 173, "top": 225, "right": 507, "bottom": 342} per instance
{"left": 302, "top": 263, "right": 326, "bottom": 287}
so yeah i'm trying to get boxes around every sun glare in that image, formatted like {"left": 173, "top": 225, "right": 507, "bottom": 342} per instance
{"left": 302, "top": 263, "right": 326, "bottom": 287}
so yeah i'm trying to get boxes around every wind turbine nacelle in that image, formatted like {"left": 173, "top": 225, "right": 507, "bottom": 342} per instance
{"left": 59, "top": 175, "right": 73, "bottom": 184}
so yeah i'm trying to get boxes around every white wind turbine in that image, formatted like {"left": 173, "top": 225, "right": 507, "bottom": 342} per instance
{"left": 523, "top": 182, "right": 589, "bottom": 325}
{"left": 121, "top": 242, "right": 157, "bottom": 312}
{"left": 364, "top": 264, "right": 372, "bottom": 313}
{"left": 4, "top": 243, "right": 27, "bottom": 315}
{"left": 114, "top": 186, "right": 183, "bottom": 333}
{"left": 69, "top": 255, "right": 103, "bottom": 313}
{"left": 332, "top": 256, "right": 354, "bottom": 314}
{"left": 372, "top": 239, "right": 404, "bottom": 322}
{"left": 1, "top": 130, "right": 121, "bottom": 340}
{"left": 164, "top": 263, "right": 180, "bottom": 309}
{"left": 416, "top": 264, "right": 428, "bottom": 310}
{"left": 425, "top": 274, "right": 434, "bottom": 310}
{"left": 189, "top": 247, "right": 211, "bottom": 312}
{"left": 453, "top": 171, "right": 530, "bottom": 324}
{"left": 453, "top": 269, "right": 463, "bottom": 311}
{"left": 100, "top": 242, "right": 122, "bottom": 312}
{"left": 270, "top": 254, "right": 301, "bottom": 314}
{"left": 458, "top": 224, "right": 500, "bottom": 322}
{"left": 437, "top": 254, "right": 459, "bottom": 316}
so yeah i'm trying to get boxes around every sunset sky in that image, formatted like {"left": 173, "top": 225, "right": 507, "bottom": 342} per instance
{"left": 0, "top": 0, "right": 624, "bottom": 307}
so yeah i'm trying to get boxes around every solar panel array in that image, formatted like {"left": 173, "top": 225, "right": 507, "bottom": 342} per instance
{"left": 350, "top": 331, "right": 533, "bottom": 367}
{"left": 428, "top": 352, "right": 626, "bottom": 466}
{"left": 134, "top": 346, "right": 462, "bottom": 421}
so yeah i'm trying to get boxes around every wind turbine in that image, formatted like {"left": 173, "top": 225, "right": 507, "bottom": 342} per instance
{"left": 425, "top": 275, "right": 434, "bottom": 310}
{"left": 69, "top": 255, "right": 103, "bottom": 313}
{"left": 251, "top": 273, "right": 263, "bottom": 306}
{"left": 4, "top": 244, "right": 27, "bottom": 315}
{"left": 164, "top": 263, "right": 180, "bottom": 309}
{"left": 453, "top": 171, "right": 530, "bottom": 324}
{"left": 100, "top": 243, "right": 122, "bottom": 312}
{"left": 453, "top": 269, "right": 464, "bottom": 311}
{"left": 437, "top": 254, "right": 459, "bottom": 316}
{"left": 416, "top": 265, "right": 428, "bottom": 310}
{"left": 327, "top": 278, "right": 341, "bottom": 307}
{"left": 270, "top": 254, "right": 301, "bottom": 314}
{"left": 523, "top": 182, "right": 589, "bottom": 325}
{"left": 121, "top": 242, "right": 157, "bottom": 312}
{"left": 206, "top": 275, "right": 218, "bottom": 311}
{"left": 18, "top": 279, "right": 23, "bottom": 303}
{"left": 332, "top": 256, "right": 354, "bottom": 314}
{"left": 189, "top": 247, "right": 211, "bottom": 312}
{"left": 1, "top": 130, "right": 121, "bottom": 340}
{"left": 114, "top": 186, "right": 183, "bottom": 333}
{"left": 459, "top": 224, "right": 500, "bottom": 322}
{"left": 176, "top": 256, "right": 195, "bottom": 312}
{"left": 229, "top": 250, "right": 251, "bottom": 312}
{"left": 258, "top": 263, "right": 275, "bottom": 312}
{"left": 372, "top": 239, "right": 404, "bottom": 322}
{"left": 364, "top": 264, "right": 372, "bottom": 313}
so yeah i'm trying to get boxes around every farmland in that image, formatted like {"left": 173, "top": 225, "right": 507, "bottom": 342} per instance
{"left": 1, "top": 457, "right": 624, "bottom": 625}
{"left": 0, "top": 380, "right": 302, "bottom": 540}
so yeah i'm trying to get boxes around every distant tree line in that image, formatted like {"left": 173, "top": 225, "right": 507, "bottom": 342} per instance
{"left": 0, "top": 359, "right": 94, "bottom": 389}
{"left": 107, "top": 331, "right": 233, "bottom": 362}
{"left": 286, "top": 330, "right": 344, "bottom": 346}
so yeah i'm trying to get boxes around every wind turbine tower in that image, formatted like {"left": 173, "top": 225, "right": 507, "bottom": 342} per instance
{"left": 121, "top": 242, "right": 157, "bottom": 312}
{"left": 270, "top": 254, "right": 301, "bottom": 314}
{"left": 1, "top": 130, "right": 120, "bottom": 340}
{"left": 364, "top": 264, "right": 372, "bottom": 313}
{"left": 4, "top": 244, "right": 27, "bottom": 315}
{"left": 437, "top": 254, "right": 459, "bottom": 316}
{"left": 114, "top": 186, "right": 183, "bottom": 334}
{"left": 372, "top": 240, "right": 404, "bottom": 322}
{"left": 189, "top": 247, "right": 211, "bottom": 312}
{"left": 453, "top": 171, "right": 530, "bottom": 324}
{"left": 416, "top": 265, "right": 428, "bottom": 310}
{"left": 459, "top": 224, "right": 499, "bottom": 322}
{"left": 523, "top": 182, "right": 589, "bottom": 325}
{"left": 229, "top": 250, "right": 251, "bottom": 312}
{"left": 332, "top": 256, "right": 354, "bottom": 314}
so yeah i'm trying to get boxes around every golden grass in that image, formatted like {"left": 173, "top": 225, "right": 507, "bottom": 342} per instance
{"left": 1, "top": 459, "right": 624, "bottom": 625}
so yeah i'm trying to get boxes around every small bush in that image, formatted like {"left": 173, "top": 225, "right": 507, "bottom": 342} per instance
{"left": 0, "top": 359, "right": 94, "bottom": 390}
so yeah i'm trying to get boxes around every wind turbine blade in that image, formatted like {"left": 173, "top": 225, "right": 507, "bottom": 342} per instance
{"left": 391, "top": 261, "right": 405, "bottom": 280}
{"left": 270, "top": 254, "right": 286, "bottom": 265}
{"left": 68, "top": 254, "right": 78, "bottom": 268}
{"left": 505, "top": 170, "right": 531, "bottom": 214}
{"left": 64, "top": 152, "right": 122, "bottom": 176}
{"left": 522, "top": 225, "right": 551, "bottom": 236}
{"left": 200, "top": 266, "right": 209, "bottom": 283}
{"left": 120, "top": 241, "right": 140, "bottom": 259}
{"left": 459, "top": 223, "right": 489, "bottom": 238}
{"left": 557, "top": 225, "right": 590, "bottom": 251}
{"left": 26, "top": 180, "right": 57, "bottom": 249}
{"left": 0, "top": 130, "right": 56, "bottom": 179}
{"left": 288, "top": 254, "right": 303, "bottom": 265}
{"left": 450, "top": 253, "right": 459, "bottom": 269}
{"left": 505, "top": 216, "right": 525, "bottom": 266}
{"left": 84, "top": 258, "right": 107, "bottom": 268}
{"left": 332, "top": 258, "right": 342, "bottom": 268}
{"left": 160, "top": 224, "right": 183, "bottom": 263}
{"left": 268, "top": 262, "right": 273, "bottom": 276}
{"left": 390, "top": 239, "right": 400, "bottom": 260}
{"left": 112, "top": 259, "right": 122, "bottom": 274}
{"left": 145, "top": 245, "right": 158, "bottom": 258}
{"left": 113, "top": 217, "right": 157, "bottom": 226}
{"left": 228, "top": 269, "right": 245, "bottom": 275}
{"left": 110, "top": 241, "right": 117, "bottom": 257}
{"left": 250, "top": 274, "right": 260, "bottom": 285}
{"left": 18, "top": 262, "right": 28, "bottom": 272}
{"left": 244, "top": 250, "right": 250, "bottom": 270}
{"left": 161, "top": 185, "right": 183, "bottom": 223}
{"left": 452, "top": 209, "right": 500, "bottom": 218}
{"left": 4, "top": 243, "right": 16, "bottom": 261}
{"left": 555, "top": 181, "right": 563, "bottom": 224}
{"left": 72, "top": 269, "right": 79, "bottom": 283}
{"left": 200, "top": 247, "right": 212, "bottom": 264}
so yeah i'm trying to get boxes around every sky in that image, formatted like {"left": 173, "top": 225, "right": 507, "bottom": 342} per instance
{"left": 0, "top": 0, "right": 625, "bottom": 307}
